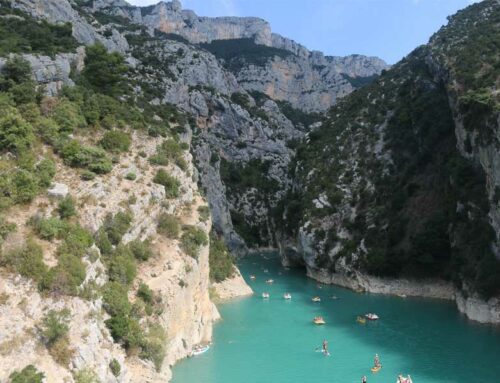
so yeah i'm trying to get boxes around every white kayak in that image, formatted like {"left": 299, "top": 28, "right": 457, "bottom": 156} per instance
{"left": 191, "top": 345, "right": 210, "bottom": 356}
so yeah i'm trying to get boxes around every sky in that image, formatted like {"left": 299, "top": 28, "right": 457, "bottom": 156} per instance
{"left": 127, "top": 0, "right": 478, "bottom": 64}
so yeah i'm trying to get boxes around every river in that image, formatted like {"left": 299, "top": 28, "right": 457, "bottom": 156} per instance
{"left": 172, "top": 253, "right": 500, "bottom": 383}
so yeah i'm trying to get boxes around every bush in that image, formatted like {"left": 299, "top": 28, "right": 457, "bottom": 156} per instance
{"left": 9, "top": 365, "right": 44, "bottom": 383}
{"left": 153, "top": 169, "right": 180, "bottom": 198}
{"left": 57, "top": 196, "right": 76, "bottom": 219}
{"left": 74, "top": 368, "right": 101, "bottom": 383}
{"left": 209, "top": 234, "right": 234, "bottom": 282}
{"left": 12, "top": 169, "right": 39, "bottom": 203}
{"left": 1, "top": 240, "right": 47, "bottom": 281}
{"left": 103, "top": 211, "right": 133, "bottom": 245}
{"left": 95, "top": 228, "right": 113, "bottom": 256}
{"left": 41, "top": 308, "right": 70, "bottom": 346}
{"left": 140, "top": 324, "right": 166, "bottom": 371}
{"left": 128, "top": 239, "right": 152, "bottom": 261}
{"left": 181, "top": 226, "right": 208, "bottom": 259}
{"left": 59, "top": 140, "right": 113, "bottom": 174}
{"left": 125, "top": 172, "right": 136, "bottom": 181}
{"left": 137, "top": 283, "right": 153, "bottom": 304}
{"left": 48, "top": 336, "right": 73, "bottom": 366}
{"left": 109, "top": 359, "right": 121, "bottom": 377}
{"left": 100, "top": 130, "right": 131, "bottom": 153}
{"left": 81, "top": 170, "right": 96, "bottom": 181}
{"left": 57, "top": 224, "right": 93, "bottom": 258}
{"left": 157, "top": 213, "right": 180, "bottom": 238}
{"left": 103, "top": 282, "right": 131, "bottom": 317}
{"left": 40, "top": 254, "right": 86, "bottom": 295}
{"left": 52, "top": 99, "right": 86, "bottom": 133}
{"left": 36, "top": 158, "right": 56, "bottom": 188}
{"left": 149, "top": 139, "right": 186, "bottom": 169}
{"left": 31, "top": 216, "right": 67, "bottom": 240}
{"left": 108, "top": 245, "right": 137, "bottom": 286}
{"left": 0, "top": 108, "right": 34, "bottom": 153}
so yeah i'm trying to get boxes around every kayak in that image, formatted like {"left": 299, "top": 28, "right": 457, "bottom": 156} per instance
{"left": 313, "top": 317, "right": 326, "bottom": 325}
{"left": 371, "top": 365, "right": 382, "bottom": 372}
{"left": 191, "top": 345, "right": 210, "bottom": 356}
{"left": 357, "top": 316, "right": 366, "bottom": 324}
{"left": 365, "top": 313, "right": 379, "bottom": 320}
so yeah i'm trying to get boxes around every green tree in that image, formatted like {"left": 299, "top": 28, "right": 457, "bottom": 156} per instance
{"left": 41, "top": 308, "right": 70, "bottom": 346}
{"left": 0, "top": 108, "right": 34, "bottom": 153}
{"left": 82, "top": 44, "right": 128, "bottom": 96}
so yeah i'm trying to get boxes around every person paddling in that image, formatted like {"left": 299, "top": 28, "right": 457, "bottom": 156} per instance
{"left": 322, "top": 339, "right": 329, "bottom": 355}
{"left": 361, "top": 375, "right": 367, "bottom": 383}
{"left": 374, "top": 353, "right": 381, "bottom": 368}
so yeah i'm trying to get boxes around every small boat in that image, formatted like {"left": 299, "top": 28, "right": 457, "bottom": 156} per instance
{"left": 331, "top": 295, "right": 338, "bottom": 300}
{"left": 396, "top": 375, "right": 413, "bottom": 383}
{"left": 191, "top": 344, "right": 210, "bottom": 356}
{"left": 283, "top": 293, "right": 292, "bottom": 300}
{"left": 398, "top": 294, "right": 407, "bottom": 298}
{"left": 265, "top": 279, "right": 274, "bottom": 284}
{"left": 313, "top": 316, "right": 326, "bottom": 325}
{"left": 312, "top": 296, "right": 321, "bottom": 302}
{"left": 262, "top": 292, "right": 270, "bottom": 299}
{"left": 263, "top": 269, "right": 269, "bottom": 273}
{"left": 365, "top": 313, "right": 379, "bottom": 320}
{"left": 371, "top": 365, "right": 382, "bottom": 373}
{"left": 356, "top": 316, "right": 366, "bottom": 324}
{"left": 249, "top": 275, "right": 256, "bottom": 280}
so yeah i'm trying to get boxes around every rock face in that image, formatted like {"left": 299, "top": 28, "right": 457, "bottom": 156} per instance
{"left": 211, "top": 267, "right": 253, "bottom": 301}
{"left": 86, "top": 0, "right": 388, "bottom": 112}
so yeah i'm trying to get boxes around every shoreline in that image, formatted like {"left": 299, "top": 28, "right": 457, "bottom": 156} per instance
{"left": 305, "top": 266, "right": 500, "bottom": 325}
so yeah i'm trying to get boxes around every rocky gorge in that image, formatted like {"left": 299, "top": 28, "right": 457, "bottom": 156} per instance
{"left": 0, "top": 0, "right": 499, "bottom": 381}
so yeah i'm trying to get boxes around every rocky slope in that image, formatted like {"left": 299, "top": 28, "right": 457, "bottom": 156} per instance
{"left": 277, "top": 0, "right": 500, "bottom": 323}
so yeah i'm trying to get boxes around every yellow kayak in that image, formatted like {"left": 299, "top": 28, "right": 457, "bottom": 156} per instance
{"left": 371, "top": 366, "right": 382, "bottom": 373}
{"left": 357, "top": 316, "right": 366, "bottom": 324}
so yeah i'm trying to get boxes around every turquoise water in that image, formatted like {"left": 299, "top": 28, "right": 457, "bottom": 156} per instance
{"left": 172, "top": 253, "right": 500, "bottom": 383}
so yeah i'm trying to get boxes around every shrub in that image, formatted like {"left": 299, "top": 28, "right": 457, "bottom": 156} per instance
{"left": 157, "top": 213, "right": 180, "bottom": 238}
{"left": 41, "top": 308, "right": 70, "bottom": 346}
{"left": 103, "top": 282, "right": 130, "bottom": 317}
{"left": 40, "top": 254, "right": 86, "bottom": 295}
{"left": 81, "top": 170, "right": 96, "bottom": 181}
{"left": 48, "top": 335, "right": 73, "bottom": 366}
{"left": 108, "top": 245, "right": 137, "bottom": 286}
{"left": 57, "top": 196, "right": 76, "bottom": 219}
{"left": 128, "top": 239, "right": 152, "bottom": 261}
{"left": 149, "top": 139, "right": 185, "bottom": 168}
{"left": 31, "top": 217, "right": 67, "bottom": 240}
{"left": 103, "top": 211, "right": 133, "bottom": 245}
{"left": 140, "top": 323, "right": 166, "bottom": 371}
{"left": 57, "top": 224, "right": 93, "bottom": 258}
{"left": 0, "top": 108, "right": 34, "bottom": 153}
{"left": 59, "top": 140, "right": 113, "bottom": 174}
{"left": 109, "top": 359, "right": 121, "bottom": 377}
{"left": 100, "top": 130, "right": 131, "bottom": 153}
{"left": 74, "top": 368, "right": 101, "bottom": 383}
{"left": 197, "top": 205, "right": 210, "bottom": 222}
{"left": 153, "top": 169, "right": 180, "bottom": 198}
{"left": 1, "top": 240, "right": 47, "bottom": 281}
{"left": 125, "top": 172, "right": 136, "bottom": 181}
{"left": 95, "top": 228, "right": 113, "bottom": 256}
{"left": 180, "top": 226, "right": 208, "bottom": 259}
{"left": 137, "top": 283, "right": 153, "bottom": 304}
{"left": 36, "top": 158, "right": 56, "bottom": 188}
{"left": 12, "top": 169, "right": 39, "bottom": 203}
{"left": 52, "top": 99, "right": 86, "bottom": 133}
{"left": 209, "top": 234, "right": 234, "bottom": 282}
{"left": 9, "top": 365, "right": 44, "bottom": 383}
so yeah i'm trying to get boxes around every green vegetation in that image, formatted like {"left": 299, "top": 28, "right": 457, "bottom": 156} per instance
{"left": 209, "top": 234, "right": 234, "bottom": 282}
{"left": 57, "top": 196, "right": 76, "bottom": 219}
{"left": 341, "top": 74, "right": 379, "bottom": 89}
{"left": 100, "top": 130, "right": 131, "bottom": 153}
{"left": 0, "top": 240, "right": 47, "bottom": 281}
{"left": 275, "top": 100, "right": 322, "bottom": 127}
{"left": 41, "top": 308, "right": 73, "bottom": 365}
{"left": 149, "top": 139, "right": 187, "bottom": 170}
{"left": 0, "top": 5, "right": 77, "bottom": 57}
{"left": 180, "top": 225, "right": 208, "bottom": 259}
{"left": 200, "top": 38, "right": 292, "bottom": 73}
{"left": 157, "top": 213, "right": 180, "bottom": 239}
{"left": 9, "top": 365, "right": 45, "bottom": 383}
{"left": 73, "top": 368, "right": 101, "bottom": 383}
{"left": 59, "top": 140, "right": 113, "bottom": 174}
{"left": 81, "top": 44, "right": 129, "bottom": 97}
{"left": 153, "top": 169, "right": 180, "bottom": 198}
{"left": 109, "top": 359, "right": 121, "bottom": 377}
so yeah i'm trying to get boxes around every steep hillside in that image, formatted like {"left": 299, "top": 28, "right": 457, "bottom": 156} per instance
{"left": 277, "top": 0, "right": 500, "bottom": 322}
